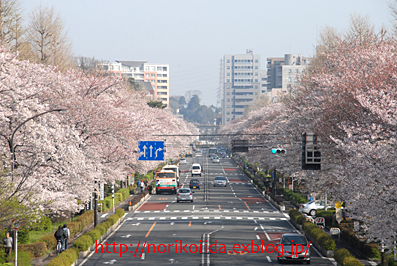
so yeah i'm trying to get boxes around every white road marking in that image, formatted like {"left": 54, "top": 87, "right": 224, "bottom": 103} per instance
{"left": 101, "top": 214, "right": 109, "bottom": 218}
{"left": 266, "top": 256, "right": 272, "bottom": 262}
{"left": 256, "top": 235, "right": 260, "bottom": 240}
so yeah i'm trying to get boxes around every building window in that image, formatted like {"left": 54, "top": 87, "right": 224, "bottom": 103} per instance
{"left": 296, "top": 69, "right": 299, "bottom": 73}
{"left": 227, "top": 59, "right": 230, "bottom": 63}
{"left": 151, "top": 66, "right": 155, "bottom": 71}
{"left": 227, "top": 73, "right": 230, "bottom": 76}
{"left": 255, "top": 59, "right": 258, "bottom": 63}
{"left": 227, "top": 99, "right": 230, "bottom": 102}
{"left": 255, "top": 85, "right": 258, "bottom": 89}
{"left": 163, "top": 67, "right": 168, "bottom": 71}
{"left": 151, "top": 80, "right": 155, "bottom": 84}
{"left": 255, "top": 66, "right": 258, "bottom": 69}
{"left": 255, "top": 73, "right": 258, "bottom": 76}
{"left": 157, "top": 66, "right": 162, "bottom": 71}
{"left": 226, "top": 85, "right": 230, "bottom": 89}
{"left": 289, "top": 69, "right": 292, "bottom": 73}
{"left": 163, "top": 74, "right": 168, "bottom": 77}
{"left": 289, "top": 77, "right": 292, "bottom": 82}
{"left": 227, "top": 112, "right": 230, "bottom": 115}
{"left": 227, "top": 79, "right": 230, "bottom": 82}
{"left": 227, "top": 92, "right": 230, "bottom": 95}
{"left": 151, "top": 74, "right": 155, "bottom": 77}
{"left": 146, "top": 74, "right": 149, "bottom": 77}
{"left": 227, "top": 66, "right": 230, "bottom": 69}
{"left": 227, "top": 118, "right": 230, "bottom": 121}
{"left": 227, "top": 105, "right": 230, "bottom": 108}
{"left": 255, "top": 79, "right": 258, "bottom": 82}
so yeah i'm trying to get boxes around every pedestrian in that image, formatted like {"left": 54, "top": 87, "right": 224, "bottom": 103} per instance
{"left": 144, "top": 179, "right": 148, "bottom": 187}
{"left": 140, "top": 181, "right": 144, "bottom": 192}
{"left": 3, "top": 232, "right": 13, "bottom": 258}
{"left": 137, "top": 180, "right": 141, "bottom": 189}
{"left": 63, "top": 224, "right": 70, "bottom": 251}
{"left": 54, "top": 225, "right": 67, "bottom": 252}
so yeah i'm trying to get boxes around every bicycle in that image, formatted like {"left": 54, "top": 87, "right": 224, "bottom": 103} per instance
{"left": 56, "top": 240, "right": 62, "bottom": 255}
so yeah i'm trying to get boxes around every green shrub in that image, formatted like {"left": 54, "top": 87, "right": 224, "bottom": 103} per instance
{"left": 39, "top": 233, "right": 56, "bottom": 250}
{"left": 102, "top": 221, "right": 112, "bottom": 230}
{"left": 30, "top": 216, "right": 53, "bottom": 231}
{"left": 18, "top": 241, "right": 47, "bottom": 257}
{"left": 73, "top": 235, "right": 93, "bottom": 251}
{"left": 334, "top": 248, "right": 352, "bottom": 265}
{"left": 296, "top": 215, "right": 305, "bottom": 225}
{"left": 115, "top": 208, "right": 125, "bottom": 218}
{"left": 12, "top": 250, "right": 31, "bottom": 266}
{"left": 47, "top": 247, "right": 79, "bottom": 266}
{"left": 95, "top": 224, "right": 107, "bottom": 235}
{"left": 85, "top": 229, "right": 102, "bottom": 241}
{"left": 317, "top": 234, "right": 336, "bottom": 250}
{"left": 106, "top": 214, "right": 119, "bottom": 225}
{"left": 118, "top": 188, "right": 130, "bottom": 200}
{"left": 343, "top": 256, "right": 364, "bottom": 266}
{"left": 98, "top": 200, "right": 109, "bottom": 212}
{"left": 261, "top": 186, "right": 267, "bottom": 192}
{"left": 266, "top": 191, "right": 284, "bottom": 206}
{"left": 18, "top": 227, "right": 30, "bottom": 244}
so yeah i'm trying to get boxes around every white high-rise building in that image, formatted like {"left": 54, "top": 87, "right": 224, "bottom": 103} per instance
{"left": 221, "top": 49, "right": 266, "bottom": 125}
{"left": 98, "top": 61, "right": 170, "bottom": 107}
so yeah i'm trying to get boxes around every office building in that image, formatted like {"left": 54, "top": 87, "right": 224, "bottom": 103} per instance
{"left": 221, "top": 49, "right": 266, "bottom": 125}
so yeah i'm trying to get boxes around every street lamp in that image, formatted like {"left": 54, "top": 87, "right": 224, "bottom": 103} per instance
{"left": 9, "top": 108, "right": 67, "bottom": 174}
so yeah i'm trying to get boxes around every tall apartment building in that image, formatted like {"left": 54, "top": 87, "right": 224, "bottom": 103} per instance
{"left": 98, "top": 61, "right": 170, "bottom": 107}
{"left": 267, "top": 54, "right": 310, "bottom": 102}
{"left": 221, "top": 50, "right": 266, "bottom": 125}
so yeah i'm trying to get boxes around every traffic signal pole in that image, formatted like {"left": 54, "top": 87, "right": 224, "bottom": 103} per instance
{"left": 273, "top": 169, "right": 277, "bottom": 195}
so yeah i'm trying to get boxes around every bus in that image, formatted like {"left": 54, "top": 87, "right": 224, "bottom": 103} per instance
{"left": 209, "top": 147, "right": 217, "bottom": 157}
{"left": 161, "top": 165, "right": 180, "bottom": 185}
{"left": 156, "top": 171, "right": 178, "bottom": 194}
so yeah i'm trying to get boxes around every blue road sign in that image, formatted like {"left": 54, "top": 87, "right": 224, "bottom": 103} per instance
{"left": 138, "top": 141, "right": 164, "bottom": 161}
{"left": 271, "top": 172, "right": 274, "bottom": 178}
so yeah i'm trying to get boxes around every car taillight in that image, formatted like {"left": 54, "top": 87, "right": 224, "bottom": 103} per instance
{"left": 301, "top": 205, "right": 305, "bottom": 208}
{"left": 177, "top": 193, "right": 180, "bottom": 196}
{"left": 190, "top": 193, "right": 192, "bottom": 195}
{"left": 172, "top": 179, "right": 175, "bottom": 181}
{"left": 198, "top": 183, "right": 200, "bottom": 186}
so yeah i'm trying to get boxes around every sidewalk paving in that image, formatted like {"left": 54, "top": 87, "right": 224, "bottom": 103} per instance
{"left": 275, "top": 194, "right": 379, "bottom": 266}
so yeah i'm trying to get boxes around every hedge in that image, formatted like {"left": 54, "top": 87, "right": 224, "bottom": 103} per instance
{"left": 73, "top": 235, "right": 93, "bottom": 251}
{"left": 302, "top": 221, "right": 335, "bottom": 250}
{"left": 266, "top": 191, "right": 284, "bottom": 206}
{"left": 338, "top": 222, "right": 380, "bottom": 259}
{"left": 47, "top": 248, "right": 79, "bottom": 266}
{"left": 18, "top": 241, "right": 47, "bottom": 258}
{"left": 282, "top": 189, "right": 309, "bottom": 206}
{"left": 116, "top": 208, "right": 125, "bottom": 218}
{"left": 334, "top": 248, "right": 364, "bottom": 266}
{"left": 106, "top": 214, "right": 119, "bottom": 226}
{"left": 117, "top": 188, "right": 130, "bottom": 200}
{"left": 85, "top": 229, "right": 102, "bottom": 242}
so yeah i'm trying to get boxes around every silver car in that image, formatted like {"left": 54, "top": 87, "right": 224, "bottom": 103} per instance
{"left": 212, "top": 156, "right": 220, "bottom": 163}
{"left": 299, "top": 201, "right": 325, "bottom": 216}
{"left": 179, "top": 158, "right": 187, "bottom": 165}
{"left": 214, "top": 176, "right": 227, "bottom": 187}
{"left": 177, "top": 188, "right": 194, "bottom": 203}
{"left": 277, "top": 234, "right": 311, "bottom": 264}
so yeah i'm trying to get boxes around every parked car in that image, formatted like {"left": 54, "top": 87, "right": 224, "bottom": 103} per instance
{"left": 179, "top": 158, "right": 187, "bottom": 165}
{"left": 213, "top": 176, "right": 227, "bottom": 187}
{"left": 189, "top": 179, "right": 200, "bottom": 190}
{"left": 212, "top": 156, "right": 220, "bottom": 163}
{"left": 177, "top": 188, "right": 194, "bottom": 203}
{"left": 277, "top": 233, "right": 311, "bottom": 264}
{"left": 191, "top": 163, "right": 202, "bottom": 176}
{"left": 299, "top": 201, "right": 325, "bottom": 216}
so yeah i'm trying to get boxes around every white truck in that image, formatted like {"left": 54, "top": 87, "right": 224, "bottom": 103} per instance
{"left": 161, "top": 165, "right": 180, "bottom": 185}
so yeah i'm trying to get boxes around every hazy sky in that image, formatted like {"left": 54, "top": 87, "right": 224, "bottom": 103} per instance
{"left": 21, "top": 0, "right": 391, "bottom": 106}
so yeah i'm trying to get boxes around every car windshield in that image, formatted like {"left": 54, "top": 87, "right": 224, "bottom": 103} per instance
{"left": 192, "top": 166, "right": 200, "bottom": 169}
{"left": 190, "top": 180, "right": 199, "bottom": 183}
{"left": 179, "top": 189, "right": 190, "bottom": 193}
{"left": 280, "top": 236, "right": 307, "bottom": 245}
{"left": 215, "top": 176, "right": 226, "bottom": 180}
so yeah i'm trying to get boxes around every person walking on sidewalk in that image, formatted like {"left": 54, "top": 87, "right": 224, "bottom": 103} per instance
{"left": 140, "top": 181, "right": 144, "bottom": 193}
{"left": 54, "top": 225, "right": 67, "bottom": 252}
{"left": 63, "top": 224, "right": 70, "bottom": 251}
{"left": 3, "top": 232, "right": 13, "bottom": 258}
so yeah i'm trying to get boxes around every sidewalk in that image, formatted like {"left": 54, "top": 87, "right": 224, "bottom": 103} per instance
{"left": 34, "top": 190, "right": 147, "bottom": 266}
{"left": 274, "top": 194, "right": 378, "bottom": 266}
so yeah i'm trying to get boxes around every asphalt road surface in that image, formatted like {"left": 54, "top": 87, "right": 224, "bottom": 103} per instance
{"left": 81, "top": 150, "right": 337, "bottom": 265}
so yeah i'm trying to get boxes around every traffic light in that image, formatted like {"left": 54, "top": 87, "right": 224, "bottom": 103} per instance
{"left": 302, "top": 132, "right": 321, "bottom": 170}
{"left": 272, "top": 148, "right": 286, "bottom": 154}
{"left": 232, "top": 139, "right": 249, "bottom": 153}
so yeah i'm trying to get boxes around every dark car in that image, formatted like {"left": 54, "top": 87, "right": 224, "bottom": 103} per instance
{"left": 277, "top": 233, "right": 311, "bottom": 264}
{"left": 189, "top": 179, "right": 200, "bottom": 190}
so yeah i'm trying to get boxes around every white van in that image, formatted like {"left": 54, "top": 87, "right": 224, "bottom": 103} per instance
{"left": 162, "top": 165, "right": 180, "bottom": 184}
{"left": 191, "top": 163, "right": 202, "bottom": 177}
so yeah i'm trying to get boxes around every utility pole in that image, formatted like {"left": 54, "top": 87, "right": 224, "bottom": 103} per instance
{"left": 273, "top": 169, "right": 277, "bottom": 195}
{"left": 94, "top": 181, "right": 98, "bottom": 227}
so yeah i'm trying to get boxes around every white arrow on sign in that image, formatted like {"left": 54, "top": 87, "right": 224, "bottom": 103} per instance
{"left": 149, "top": 145, "right": 153, "bottom": 157}
{"left": 121, "top": 234, "right": 131, "bottom": 238}
{"left": 143, "top": 145, "right": 147, "bottom": 157}
{"left": 155, "top": 147, "right": 162, "bottom": 158}
{"left": 103, "top": 259, "right": 117, "bottom": 264}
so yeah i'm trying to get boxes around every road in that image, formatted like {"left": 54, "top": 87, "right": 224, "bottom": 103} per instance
{"left": 81, "top": 150, "right": 337, "bottom": 265}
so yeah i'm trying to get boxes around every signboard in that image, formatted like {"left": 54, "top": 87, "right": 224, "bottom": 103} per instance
{"left": 271, "top": 172, "right": 274, "bottom": 178}
{"left": 100, "top": 183, "right": 104, "bottom": 200}
{"left": 11, "top": 218, "right": 22, "bottom": 231}
{"left": 138, "top": 141, "right": 164, "bottom": 161}
{"left": 315, "top": 217, "right": 325, "bottom": 225}
{"left": 335, "top": 208, "right": 343, "bottom": 224}
{"left": 330, "top": 227, "right": 340, "bottom": 235}
{"left": 354, "top": 221, "right": 359, "bottom": 231}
